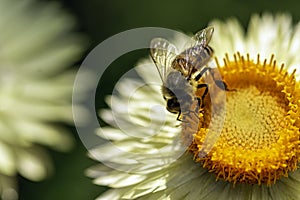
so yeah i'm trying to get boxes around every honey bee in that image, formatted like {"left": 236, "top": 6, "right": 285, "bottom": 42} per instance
{"left": 150, "top": 27, "right": 228, "bottom": 120}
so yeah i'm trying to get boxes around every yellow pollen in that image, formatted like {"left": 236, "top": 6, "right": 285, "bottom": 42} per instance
{"left": 182, "top": 53, "right": 300, "bottom": 186}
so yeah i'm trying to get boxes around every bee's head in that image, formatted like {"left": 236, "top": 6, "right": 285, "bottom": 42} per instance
{"left": 166, "top": 97, "right": 180, "bottom": 114}
{"left": 161, "top": 86, "right": 180, "bottom": 114}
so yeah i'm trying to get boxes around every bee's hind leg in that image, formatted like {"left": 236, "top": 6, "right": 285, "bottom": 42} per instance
{"left": 197, "top": 83, "right": 208, "bottom": 108}
{"left": 195, "top": 97, "right": 204, "bottom": 116}
{"left": 209, "top": 68, "right": 236, "bottom": 91}
{"left": 214, "top": 80, "right": 236, "bottom": 91}
{"left": 214, "top": 80, "right": 229, "bottom": 91}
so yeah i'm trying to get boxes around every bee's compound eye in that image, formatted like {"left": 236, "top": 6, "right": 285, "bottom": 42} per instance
{"left": 167, "top": 98, "right": 179, "bottom": 107}
{"left": 166, "top": 98, "right": 180, "bottom": 113}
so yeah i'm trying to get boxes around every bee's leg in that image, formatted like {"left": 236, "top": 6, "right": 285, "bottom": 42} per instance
{"left": 176, "top": 112, "right": 190, "bottom": 124}
{"left": 214, "top": 80, "right": 237, "bottom": 91}
{"left": 214, "top": 80, "right": 229, "bottom": 91}
{"left": 197, "top": 83, "right": 208, "bottom": 108}
{"left": 194, "top": 67, "right": 210, "bottom": 82}
{"left": 176, "top": 111, "right": 182, "bottom": 121}
{"left": 194, "top": 97, "right": 204, "bottom": 116}
{"left": 208, "top": 68, "right": 235, "bottom": 91}
{"left": 196, "top": 97, "right": 202, "bottom": 110}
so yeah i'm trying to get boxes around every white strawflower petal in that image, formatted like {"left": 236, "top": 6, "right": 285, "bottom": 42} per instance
{"left": 96, "top": 127, "right": 131, "bottom": 141}
{"left": 15, "top": 120, "right": 73, "bottom": 151}
{"left": 16, "top": 148, "right": 52, "bottom": 181}
{"left": 134, "top": 59, "right": 163, "bottom": 85}
{"left": 0, "top": 174, "right": 18, "bottom": 200}
{"left": 96, "top": 188, "right": 128, "bottom": 200}
{"left": 0, "top": 142, "right": 16, "bottom": 176}
{"left": 95, "top": 173, "right": 146, "bottom": 188}
{"left": 210, "top": 18, "right": 245, "bottom": 57}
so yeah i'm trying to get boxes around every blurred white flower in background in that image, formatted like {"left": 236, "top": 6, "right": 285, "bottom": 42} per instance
{"left": 0, "top": 0, "right": 87, "bottom": 199}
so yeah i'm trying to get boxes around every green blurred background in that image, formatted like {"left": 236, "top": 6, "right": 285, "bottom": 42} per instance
{"left": 18, "top": 0, "right": 300, "bottom": 199}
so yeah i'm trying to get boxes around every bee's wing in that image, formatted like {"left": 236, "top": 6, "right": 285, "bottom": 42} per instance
{"left": 184, "top": 26, "right": 214, "bottom": 49}
{"left": 182, "top": 26, "right": 214, "bottom": 69}
{"left": 150, "top": 38, "right": 178, "bottom": 82}
{"left": 193, "top": 26, "right": 214, "bottom": 46}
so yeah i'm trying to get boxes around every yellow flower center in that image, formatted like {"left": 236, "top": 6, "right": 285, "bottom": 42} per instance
{"left": 182, "top": 53, "right": 300, "bottom": 186}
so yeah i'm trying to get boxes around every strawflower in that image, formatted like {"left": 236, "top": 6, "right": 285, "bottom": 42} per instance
{"left": 89, "top": 13, "right": 300, "bottom": 200}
